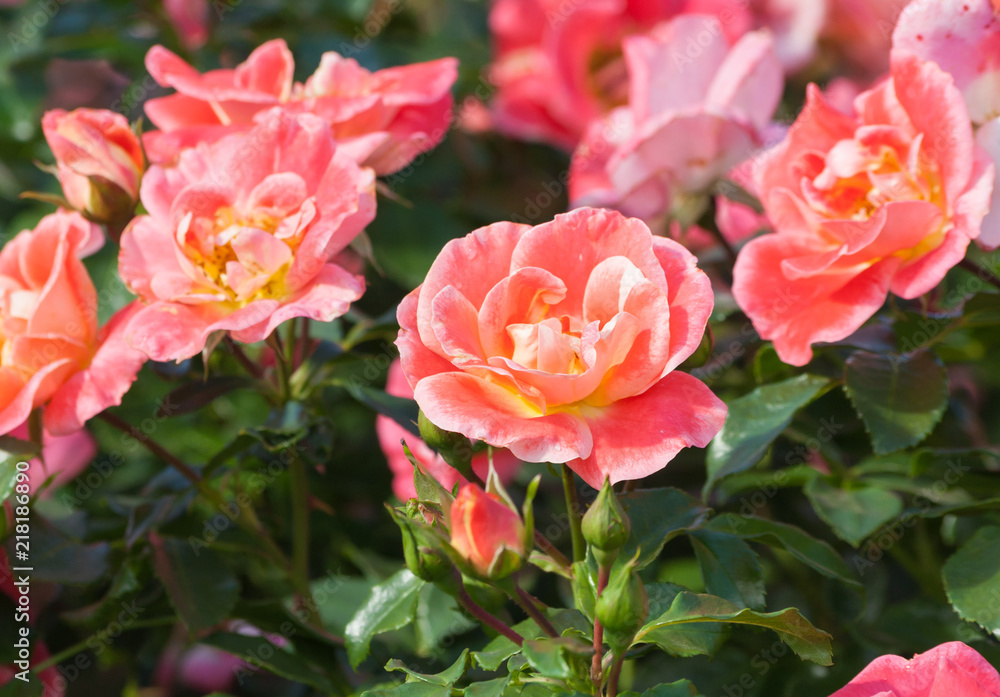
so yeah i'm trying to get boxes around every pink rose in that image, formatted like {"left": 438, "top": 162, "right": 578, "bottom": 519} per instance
{"left": 163, "top": 0, "right": 210, "bottom": 50}
{"left": 395, "top": 207, "right": 727, "bottom": 489}
{"left": 377, "top": 360, "right": 521, "bottom": 501}
{"left": 894, "top": 0, "right": 1000, "bottom": 248}
{"left": 751, "top": 0, "right": 828, "bottom": 73}
{"left": 732, "top": 53, "right": 995, "bottom": 366}
{"left": 488, "top": 0, "right": 754, "bottom": 150}
{"left": 569, "top": 16, "right": 784, "bottom": 227}
{"left": 142, "top": 39, "right": 294, "bottom": 163}
{"left": 42, "top": 108, "right": 144, "bottom": 225}
{"left": 120, "top": 110, "right": 376, "bottom": 362}
{"left": 449, "top": 484, "right": 526, "bottom": 578}
{"left": 289, "top": 53, "right": 458, "bottom": 175}
{"left": 829, "top": 642, "right": 1000, "bottom": 696}
{"left": 894, "top": 0, "right": 1000, "bottom": 125}
{"left": 0, "top": 210, "right": 145, "bottom": 436}
{"left": 142, "top": 40, "right": 458, "bottom": 174}
{"left": 8, "top": 420, "right": 96, "bottom": 495}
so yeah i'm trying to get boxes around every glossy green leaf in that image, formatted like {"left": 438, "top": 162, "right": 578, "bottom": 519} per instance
{"left": 704, "top": 514, "right": 860, "bottom": 589}
{"left": 943, "top": 526, "right": 1000, "bottom": 635}
{"left": 705, "top": 375, "right": 831, "bottom": 494}
{"left": 641, "top": 583, "right": 728, "bottom": 658}
{"left": 844, "top": 349, "right": 948, "bottom": 455}
{"left": 804, "top": 477, "right": 902, "bottom": 547}
{"left": 635, "top": 591, "right": 833, "bottom": 665}
{"left": 521, "top": 636, "right": 590, "bottom": 680}
{"left": 346, "top": 569, "right": 426, "bottom": 668}
{"left": 619, "top": 681, "right": 703, "bottom": 697}
{"left": 617, "top": 488, "right": 708, "bottom": 570}
{"left": 151, "top": 535, "right": 239, "bottom": 633}
{"left": 386, "top": 649, "right": 469, "bottom": 685}
{"left": 689, "top": 530, "right": 766, "bottom": 610}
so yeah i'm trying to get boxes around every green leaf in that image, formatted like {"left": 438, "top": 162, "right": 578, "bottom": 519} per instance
{"left": 618, "top": 488, "right": 708, "bottom": 570}
{"left": 30, "top": 522, "right": 110, "bottom": 585}
{"left": 156, "top": 376, "right": 256, "bottom": 418}
{"left": 619, "top": 681, "right": 703, "bottom": 697}
{"left": 346, "top": 569, "right": 426, "bottom": 668}
{"left": 844, "top": 349, "right": 948, "bottom": 455}
{"left": 688, "top": 530, "right": 766, "bottom": 610}
{"left": 202, "top": 632, "right": 333, "bottom": 693}
{"left": 640, "top": 584, "right": 728, "bottom": 657}
{"left": 704, "top": 514, "right": 860, "bottom": 589}
{"left": 0, "top": 679, "right": 42, "bottom": 697}
{"left": 0, "top": 461, "right": 18, "bottom": 506}
{"left": 804, "top": 477, "right": 903, "bottom": 547}
{"left": 386, "top": 649, "right": 469, "bottom": 685}
{"left": 151, "top": 536, "right": 240, "bottom": 633}
{"left": 521, "top": 637, "right": 590, "bottom": 680}
{"left": 362, "top": 685, "right": 453, "bottom": 697}
{"left": 705, "top": 375, "right": 831, "bottom": 495}
{"left": 635, "top": 592, "right": 833, "bottom": 665}
{"left": 472, "top": 610, "right": 589, "bottom": 671}
{"left": 943, "top": 526, "right": 1000, "bottom": 635}
{"left": 465, "top": 678, "right": 511, "bottom": 697}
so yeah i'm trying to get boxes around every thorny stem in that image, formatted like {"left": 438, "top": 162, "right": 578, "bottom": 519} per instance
{"left": 224, "top": 336, "right": 263, "bottom": 379}
{"left": 512, "top": 585, "right": 559, "bottom": 638}
{"left": 607, "top": 651, "right": 626, "bottom": 697}
{"left": 959, "top": 258, "right": 1000, "bottom": 290}
{"left": 591, "top": 564, "right": 611, "bottom": 689}
{"left": 455, "top": 572, "right": 524, "bottom": 646}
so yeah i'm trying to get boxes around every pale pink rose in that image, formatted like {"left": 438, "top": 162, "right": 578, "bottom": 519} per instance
{"left": 142, "top": 40, "right": 458, "bottom": 174}
{"left": 732, "top": 53, "right": 995, "bottom": 366}
{"left": 163, "top": 0, "right": 210, "bottom": 50}
{"left": 488, "top": 0, "right": 754, "bottom": 150}
{"left": 289, "top": 53, "right": 458, "bottom": 175}
{"left": 395, "top": 207, "right": 726, "bottom": 489}
{"left": 377, "top": 360, "right": 521, "bottom": 501}
{"left": 8, "top": 420, "right": 96, "bottom": 495}
{"left": 120, "top": 110, "right": 376, "bottom": 362}
{"left": 142, "top": 39, "right": 295, "bottom": 163}
{"left": 977, "top": 117, "right": 1000, "bottom": 248}
{"left": 894, "top": 0, "right": 1000, "bottom": 125}
{"left": 42, "top": 108, "right": 144, "bottom": 225}
{"left": 750, "top": 0, "right": 828, "bottom": 73}
{"left": 829, "top": 642, "right": 1000, "bottom": 697}
{"left": 0, "top": 210, "right": 146, "bottom": 436}
{"left": 569, "top": 17, "right": 783, "bottom": 227}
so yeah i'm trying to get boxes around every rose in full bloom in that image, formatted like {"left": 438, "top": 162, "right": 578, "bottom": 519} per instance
{"left": 377, "top": 360, "right": 521, "bottom": 501}
{"left": 732, "top": 52, "right": 995, "bottom": 366}
{"left": 9, "top": 420, "right": 96, "bottom": 495}
{"left": 569, "top": 16, "right": 783, "bottom": 228}
{"left": 142, "top": 39, "right": 294, "bottom": 163}
{"left": 395, "top": 207, "right": 727, "bottom": 488}
{"left": 894, "top": 0, "right": 1000, "bottom": 248}
{"left": 828, "top": 642, "right": 1000, "bottom": 697}
{"left": 488, "top": 0, "right": 754, "bottom": 150}
{"left": 163, "top": 0, "right": 210, "bottom": 50}
{"left": 142, "top": 39, "right": 458, "bottom": 174}
{"left": 120, "top": 110, "right": 376, "bottom": 362}
{"left": 42, "top": 108, "right": 145, "bottom": 225}
{"left": 449, "top": 484, "right": 526, "bottom": 578}
{"left": 0, "top": 210, "right": 145, "bottom": 436}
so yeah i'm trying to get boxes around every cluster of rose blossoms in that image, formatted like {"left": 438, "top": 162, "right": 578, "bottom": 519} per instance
{"left": 6, "top": 0, "right": 1000, "bottom": 693}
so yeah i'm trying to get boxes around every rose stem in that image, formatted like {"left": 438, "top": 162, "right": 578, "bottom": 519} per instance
{"left": 511, "top": 585, "right": 559, "bottom": 638}
{"left": 561, "top": 464, "right": 586, "bottom": 562}
{"left": 591, "top": 564, "right": 611, "bottom": 689}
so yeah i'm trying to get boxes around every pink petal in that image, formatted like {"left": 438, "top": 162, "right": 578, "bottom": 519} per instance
{"left": 569, "top": 372, "right": 727, "bottom": 489}
{"left": 706, "top": 30, "right": 784, "bottom": 131}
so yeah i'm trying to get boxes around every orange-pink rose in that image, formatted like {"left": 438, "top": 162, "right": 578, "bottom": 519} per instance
{"left": 449, "top": 484, "right": 526, "bottom": 578}
{"left": 119, "top": 110, "right": 376, "bottom": 362}
{"left": 488, "top": 0, "right": 754, "bottom": 150}
{"left": 829, "top": 641, "right": 1000, "bottom": 697}
{"left": 377, "top": 360, "right": 521, "bottom": 501}
{"left": 732, "top": 52, "right": 996, "bottom": 366}
{"left": 0, "top": 210, "right": 146, "bottom": 437}
{"left": 42, "top": 108, "right": 145, "bottom": 225}
{"left": 396, "top": 207, "right": 726, "bottom": 489}
{"left": 141, "top": 39, "right": 458, "bottom": 175}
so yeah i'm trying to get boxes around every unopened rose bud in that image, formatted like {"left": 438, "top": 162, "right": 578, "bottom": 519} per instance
{"left": 42, "top": 108, "right": 144, "bottom": 226}
{"left": 449, "top": 484, "right": 526, "bottom": 580}
{"left": 595, "top": 556, "right": 648, "bottom": 651}
{"left": 394, "top": 501, "right": 451, "bottom": 582}
{"left": 582, "top": 477, "right": 630, "bottom": 566}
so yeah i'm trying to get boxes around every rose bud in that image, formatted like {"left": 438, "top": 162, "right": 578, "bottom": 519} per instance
{"left": 595, "top": 554, "right": 648, "bottom": 651}
{"left": 449, "top": 484, "right": 526, "bottom": 580}
{"left": 582, "top": 477, "right": 631, "bottom": 566}
{"left": 42, "top": 108, "right": 144, "bottom": 226}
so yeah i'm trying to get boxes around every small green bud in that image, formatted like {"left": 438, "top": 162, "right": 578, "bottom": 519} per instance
{"left": 392, "top": 502, "right": 451, "bottom": 583}
{"left": 582, "top": 477, "right": 630, "bottom": 565}
{"left": 595, "top": 556, "right": 648, "bottom": 651}
{"left": 418, "top": 411, "right": 476, "bottom": 480}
